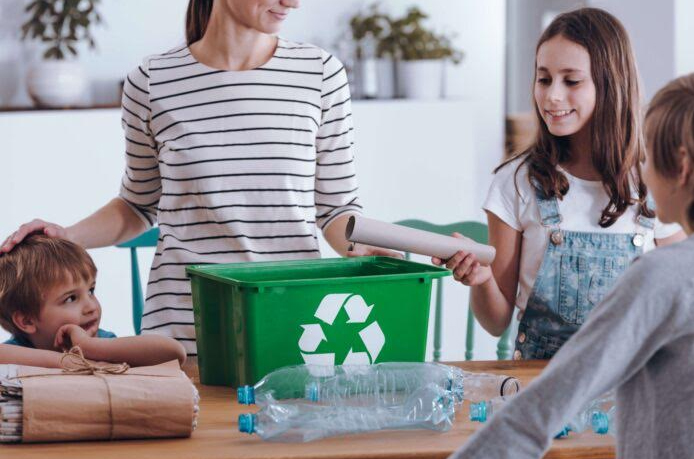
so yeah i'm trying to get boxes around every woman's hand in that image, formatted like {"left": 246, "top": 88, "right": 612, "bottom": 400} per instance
{"left": 432, "top": 233, "right": 493, "bottom": 286}
{"left": 346, "top": 243, "right": 404, "bottom": 259}
{"left": 1, "top": 219, "right": 68, "bottom": 254}
{"left": 54, "top": 324, "right": 93, "bottom": 351}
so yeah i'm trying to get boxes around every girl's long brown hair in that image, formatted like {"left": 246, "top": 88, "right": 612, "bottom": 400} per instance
{"left": 645, "top": 74, "right": 694, "bottom": 228}
{"left": 186, "top": 0, "right": 214, "bottom": 45}
{"left": 500, "top": 7, "right": 653, "bottom": 227}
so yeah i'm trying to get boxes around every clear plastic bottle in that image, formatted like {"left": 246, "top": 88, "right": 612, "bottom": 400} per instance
{"left": 238, "top": 362, "right": 520, "bottom": 408}
{"left": 238, "top": 362, "right": 465, "bottom": 407}
{"left": 238, "top": 383, "right": 456, "bottom": 442}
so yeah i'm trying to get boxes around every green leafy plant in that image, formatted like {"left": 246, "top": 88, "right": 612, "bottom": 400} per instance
{"left": 349, "top": 3, "right": 391, "bottom": 59}
{"left": 390, "top": 7, "right": 463, "bottom": 63}
{"left": 21, "top": 0, "right": 102, "bottom": 60}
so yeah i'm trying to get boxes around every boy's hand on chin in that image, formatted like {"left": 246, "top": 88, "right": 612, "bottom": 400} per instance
{"left": 54, "top": 324, "right": 92, "bottom": 351}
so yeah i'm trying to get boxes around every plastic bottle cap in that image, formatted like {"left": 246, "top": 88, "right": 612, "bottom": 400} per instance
{"left": 469, "top": 401, "right": 488, "bottom": 423}
{"left": 238, "top": 413, "right": 256, "bottom": 434}
{"left": 305, "top": 382, "right": 320, "bottom": 402}
{"left": 554, "top": 426, "right": 571, "bottom": 439}
{"left": 237, "top": 386, "right": 255, "bottom": 405}
{"left": 591, "top": 411, "right": 609, "bottom": 435}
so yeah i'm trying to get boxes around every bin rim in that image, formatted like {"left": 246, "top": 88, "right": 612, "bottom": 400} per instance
{"left": 185, "top": 256, "right": 450, "bottom": 288}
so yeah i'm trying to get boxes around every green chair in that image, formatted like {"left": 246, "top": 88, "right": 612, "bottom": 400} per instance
{"left": 116, "top": 227, "right": 159, "bottom": 335}
{"left": 394, "top": 220, "right": 513, "bottom": 361}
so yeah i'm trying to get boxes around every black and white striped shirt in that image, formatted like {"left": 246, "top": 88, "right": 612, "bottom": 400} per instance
{"left": 119, "top": 37, "right": 362, "bottom": 355}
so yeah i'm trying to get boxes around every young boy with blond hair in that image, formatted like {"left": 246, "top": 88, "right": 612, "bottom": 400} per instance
{"left": 0, "top": 234, "right": 185, "bottom": 367}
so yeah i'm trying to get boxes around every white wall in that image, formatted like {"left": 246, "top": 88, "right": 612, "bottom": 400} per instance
{"left": 589, "top": 0, "right": 676, "bottom": 101}
{"left": 0, "top": 0, "right": 507, "bottom": 361}
{"left": 675, "top": 0, "right": 694, "bottom": 76}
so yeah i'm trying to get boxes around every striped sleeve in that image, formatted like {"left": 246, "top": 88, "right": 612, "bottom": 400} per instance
{"left": 314, "top": 51, "right": 362, "bottom": 230}
{"left": 118, "top": 59, "right": 161, "bottom": 227}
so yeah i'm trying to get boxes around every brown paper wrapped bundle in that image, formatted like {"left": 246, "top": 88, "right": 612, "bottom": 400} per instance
{"left": 13, "top": 347, "right": 198, "bottom": 443}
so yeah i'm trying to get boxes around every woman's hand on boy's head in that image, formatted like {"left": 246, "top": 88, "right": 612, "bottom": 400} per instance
{"left": 54, "top": 324, "right": 92, "bottom": 351}
{"left": 1, "top": 219, "right": 68, "bottom": 254}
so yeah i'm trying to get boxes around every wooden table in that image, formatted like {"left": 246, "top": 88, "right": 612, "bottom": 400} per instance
{"left": 2, "top": 360, "right": 614, "bottom": 459}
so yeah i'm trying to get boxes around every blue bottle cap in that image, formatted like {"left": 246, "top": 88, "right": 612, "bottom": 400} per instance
{"left": 305, "top": 382, "right": 319, "bottom": 402}
{"left": 238, "top": 413, "right": 256, "bottom": 434}
{"left": 469, "top": 401, "right": 488, "bottom": 423}
{"left": 554, "top": 426, "right": 571, "bottom": 439}
{"left": 591, "top": 411, "right": 609, "bottom": 435}
{"left": 237, "top": 386, "right": 255, "bottom": 405}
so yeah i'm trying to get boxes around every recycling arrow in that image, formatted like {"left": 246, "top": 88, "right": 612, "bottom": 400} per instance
{"left": 314, "top": 293, "right": 351, "bottom": 325}
{"left": 300, "top": 352, "right": 335, "bottom": 366}
{"left": 343, "top": 349, "right": 371, "bottom": 365}
{"left": 344, "top": 295, "right": 374, "bottom": 323}
{"left": 299, "top": 293, "right": 386, "bottom": 366}
{"left": 298, "top": 324, "right": 327, "bottom": 352}
{"left": 359, "top": 321, "right": 385, "bottom": 362}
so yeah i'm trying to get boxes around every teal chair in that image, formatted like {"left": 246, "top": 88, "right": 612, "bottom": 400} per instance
{"left": 394, "top": 220, "right": 513, "bottom": 361}
{"left": 116, "top": 227, "right": 159, "bottom": 335}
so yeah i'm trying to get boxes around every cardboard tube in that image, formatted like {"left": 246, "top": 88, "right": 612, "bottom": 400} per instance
{"left": 345, "top": 216, "right": 496, "bottom": 266}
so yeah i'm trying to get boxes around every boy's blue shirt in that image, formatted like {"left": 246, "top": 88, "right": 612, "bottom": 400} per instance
{"left": 3, "top": 329, "right": 117, "bottom": 347}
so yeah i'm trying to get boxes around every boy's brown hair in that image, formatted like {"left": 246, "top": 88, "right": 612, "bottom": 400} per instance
{"left": 645, "top": 73, "right": 694, "bottom": 228}
{"left": 0, "top": 235, "right": 97, "bottom": 337}
{"left": 499, "top": 7, "right": 654, "bottom": 227}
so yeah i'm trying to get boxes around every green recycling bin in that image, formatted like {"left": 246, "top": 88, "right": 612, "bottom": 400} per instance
{"left": 186, "top": 256, "right": 450, "bottom": 386}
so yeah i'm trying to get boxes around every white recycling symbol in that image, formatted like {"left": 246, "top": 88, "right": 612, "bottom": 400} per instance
{"left": 298, "top": 293, "right": 385, "bottom": 366}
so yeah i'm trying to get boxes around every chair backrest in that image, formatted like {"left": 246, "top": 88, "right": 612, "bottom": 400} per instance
{"left": 116, "top": 227, "right": 159, "bottom": 334}
{"left": 394, "top": 220, "right": 512, "bottom": 360}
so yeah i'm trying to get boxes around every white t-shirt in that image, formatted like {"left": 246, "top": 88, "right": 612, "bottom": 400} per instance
{"left": 483, "top": 157, "right": 682, "bottom": 311}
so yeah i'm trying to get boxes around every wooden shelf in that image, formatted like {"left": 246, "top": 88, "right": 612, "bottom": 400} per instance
{"left": 0, "top": 103, "right": 120, "bottom": 113}
{"left": 0, "top": 98, "right": 468, "bottom": 114}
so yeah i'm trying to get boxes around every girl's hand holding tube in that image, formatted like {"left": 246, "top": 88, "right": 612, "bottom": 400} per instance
{"left": 432, "top": 233, "right": 494, "bottom": 286}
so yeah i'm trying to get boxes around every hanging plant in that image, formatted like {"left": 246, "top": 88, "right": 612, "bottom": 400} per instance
{"left": 21, "top": 0, "right": 103, "bottom": 60}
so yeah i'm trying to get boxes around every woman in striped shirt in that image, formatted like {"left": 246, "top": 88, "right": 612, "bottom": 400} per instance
{"left": 1, "top": 0, "right": 394, "bottom": 358}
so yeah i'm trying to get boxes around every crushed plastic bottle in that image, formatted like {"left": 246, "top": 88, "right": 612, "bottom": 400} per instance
{"left": 238, "top": 362, "right": 464, "bottom": 406}
{"left": 238, "top": 362, "right": 520, "bottom": 408}
{"left": 238, "top": 383, "right": 455, "bottom": 442}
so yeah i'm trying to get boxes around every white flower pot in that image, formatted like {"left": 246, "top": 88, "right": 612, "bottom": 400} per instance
{"left": 375, "top": 58, "right": 396, "bottom": 99}
{"left": 26, "top": 60, "right": 89, "bottom": 107}
{"left": 397, "top": 59, "right": 445, "bottom": 100}
{"left": 0, "top": 38, "right": 21, "bottom": 106}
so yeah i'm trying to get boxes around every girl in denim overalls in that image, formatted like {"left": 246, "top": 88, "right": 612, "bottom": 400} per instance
{"left": 434, "top": 8, "right": 685, "bottom": 359}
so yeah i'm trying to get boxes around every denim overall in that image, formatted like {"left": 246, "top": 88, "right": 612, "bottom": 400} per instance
{"left": 513, "top": 185, "right": 654, "bottom": 360}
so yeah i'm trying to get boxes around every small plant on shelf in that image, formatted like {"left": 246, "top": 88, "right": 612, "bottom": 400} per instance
{"left": 389, "top": 6, "right": 463, "bottom": 63}
{"left": 21, "top": 0, "right": 103, "bottom": 60}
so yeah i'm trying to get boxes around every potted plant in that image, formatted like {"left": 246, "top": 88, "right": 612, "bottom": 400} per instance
{"left": 390, "top": 7, "right": 463, "bottom": 99}
{"left": 21, "top": 0, "right": 102, "bottom": 107}
{"left": 348, "top": 4, "right": 395, "bottom": 99}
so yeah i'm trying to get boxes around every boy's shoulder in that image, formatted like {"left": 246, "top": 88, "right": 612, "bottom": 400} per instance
{"left": 3, "top": 334, "right": 33, "bottom": 348}
{"left": 96, "top": 329, "right": 117, "bottom": 339}
{"left": 630, "top": 235, "right": 694, "bottom": 286}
